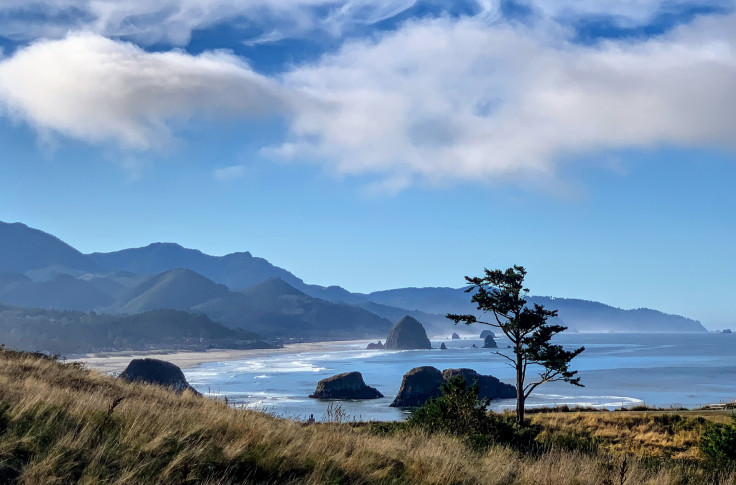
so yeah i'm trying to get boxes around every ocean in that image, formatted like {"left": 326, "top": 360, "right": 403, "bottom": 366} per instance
{"left": 184, "top": 332, "right": 736, "bottom": 422}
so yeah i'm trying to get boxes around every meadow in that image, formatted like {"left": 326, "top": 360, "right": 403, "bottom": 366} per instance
{"left": 0, "top": 347, "right": 734, "bottom": 484}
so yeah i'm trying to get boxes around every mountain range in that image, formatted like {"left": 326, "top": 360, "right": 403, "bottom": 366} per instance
{"left": 0, "top": 220, "right": 706, "bottom": 352}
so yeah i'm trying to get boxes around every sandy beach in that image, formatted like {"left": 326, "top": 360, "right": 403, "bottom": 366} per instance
{"left": 72, "top": 340, "right": 368, "bottom": 373}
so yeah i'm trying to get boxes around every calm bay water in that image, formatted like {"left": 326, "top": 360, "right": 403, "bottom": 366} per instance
{"left": 184, "top": 332, "right": 736, "bottom": 422}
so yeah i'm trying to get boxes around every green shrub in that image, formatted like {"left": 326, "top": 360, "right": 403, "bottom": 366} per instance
{"left": 406, "top": 376, "right": 539, "bottom": 452}
{"left": 700, "top": 415, "right": 736, "bottom": 462}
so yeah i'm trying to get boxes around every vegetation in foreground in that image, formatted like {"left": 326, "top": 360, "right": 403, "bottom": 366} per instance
{"left": 1, "top": 348, "right": 736, "bottom": 484}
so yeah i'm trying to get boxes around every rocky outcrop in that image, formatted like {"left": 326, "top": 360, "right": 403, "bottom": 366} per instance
{"left": 441, "top": 368, "right": 516, "bottom": 400}
{"left": 384, "top": 316, "right": 431, "bottom": 350}
{"left": 724, "top": 329, "right": 732, "bottom": 334}
{"left": 309, "top": 371, "right": 383, "bottom": 399}
{"left": 390, "top": 366, "right": 445, "bottom": 407}
{"left": 440, "top": 342, "right": 447, "bottom": 350}
{"left": 480, "top": 330, "right": 496, "bottom": 339}
{"left": 391, "top": 366, "right": 516, "bottom": 407}
{"left": 483, "top": 335, "right": 497, "bottom": 348}
{"left": 119, "top": 358, "right": 198, "bottom": 394}
{"left": 366, "top": 341, "right": 385, "bottom": 349}
{"left": 451, "top": 332, "right": 460, "bottom": 339}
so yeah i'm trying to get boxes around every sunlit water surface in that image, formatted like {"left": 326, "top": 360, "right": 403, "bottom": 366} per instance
{"left": 184, "top": 332, "right": 736, "bottom": 422}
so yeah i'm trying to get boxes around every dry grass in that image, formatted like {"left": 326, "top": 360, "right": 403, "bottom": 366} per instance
{"left": 0, "top": 348, "right": 733, "bottom": 484}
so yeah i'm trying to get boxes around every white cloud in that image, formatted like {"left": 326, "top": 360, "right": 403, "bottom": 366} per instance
{"left": 213, "top": 164, "right": 246, "bottom": 180}
{"left": 271, "top": 13, "right": 736, "bottom": 186}
{"left": 0, "top": 33, "right": 290, "bottom": 148}
{"left": 0, "top": 9, "right": 735, "bottom": 188}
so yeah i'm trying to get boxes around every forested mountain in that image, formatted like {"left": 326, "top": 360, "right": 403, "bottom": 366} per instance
{"left": 0, "top": 305, "right": 272, "bottom": 354}
{"left": 89, "top": 243, "right": 303, "bottom": 290}
{"left": 0, "top": 220, "right": 707, "bottom": 343}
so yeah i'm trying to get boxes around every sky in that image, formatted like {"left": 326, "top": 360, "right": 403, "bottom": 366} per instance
{"left": 0, "top": 0, "right": 735, "bottom": 328}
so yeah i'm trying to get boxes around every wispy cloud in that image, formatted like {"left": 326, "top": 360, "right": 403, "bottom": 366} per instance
{"left": 213, "top": 164, "right": 247, "bottom": 181}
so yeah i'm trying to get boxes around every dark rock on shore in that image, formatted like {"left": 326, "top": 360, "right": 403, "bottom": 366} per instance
{"left": 451, "top": 332, "right": 460, "bottom": 339}
{"left": 384, "top": 316, "right": 431, "bottom": 350}
{"left": 309, "top": 371, "right": 383, "bottom": 399}
{"left": 723, "top": 329, "right": 732, "bottom": 334}
{"left": 440, "top": 342, "right": 447, "bottom": 350}
{"left": 366, "top": 341, "right": 385, "bottom": 349}
{"left": 119, "top": 358, "right": 198, "bottom": 394}
{"left": 483, "top": 335, "right": 497, "bottom": 348}
{"left": 480, "top": 330, "right": 495, "bottom": 339}
{"left": 441, "top": 368, "right": 516, "bottom": 400}
{"left": 390, "top": 366, "right": 445, "bottom": 407}
{"left": 391, "top": 366, "right": 516, "bottom": 407}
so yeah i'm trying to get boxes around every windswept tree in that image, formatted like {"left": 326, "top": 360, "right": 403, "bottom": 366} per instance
{"left": 447, "top": 265, "right": 584, "bottom": 425}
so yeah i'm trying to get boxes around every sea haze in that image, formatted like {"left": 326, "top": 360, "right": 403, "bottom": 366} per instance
{"left": 184, "top": 332, "right": 736, "bottom": 422}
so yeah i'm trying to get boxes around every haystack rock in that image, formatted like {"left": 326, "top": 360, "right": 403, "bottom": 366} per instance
{"left": 440, "top": 342, "right": 447, "bottom": 350}
{"left": 480, "top": 330, "right": 496, "bottom": 339}
{"left": 119, "top": 358, "right": 198, "bottom": 394}
{"left": 384, "top": 316, "right": 431, "bottom": 350}
{"left": 441, "top": 368, "right": 516, "bottom": 400}
{"left": 451, "top": 332, "right": 460, "bottom": 339}
{"left": 309, "top": 371, "right": 383, "bottom": 399}
{"left": 390, "top": 366, "right": 445, "bottom": 407}
{"left": 366, "top": 341, "right": 385, "bottom": 350}
{"left": 483, "top": 335, "right": 497, "bottom": 348}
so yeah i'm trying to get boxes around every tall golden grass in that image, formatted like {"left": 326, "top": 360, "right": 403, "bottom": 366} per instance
{"left": 0, "top": 348, "right": 732, "bottom": 484}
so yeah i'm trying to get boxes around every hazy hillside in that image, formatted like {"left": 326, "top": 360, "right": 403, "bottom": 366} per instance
{"left": 89, "top": 243, "right": 303, "bottom": 290}
{"left": 0, "top": 272, "right": 114, "bottom": 311}
{"left": 366, "top": 287, "right": 707, "bottom": 333}
{"left": 192, "top": 278, "right": 393, "bottom": 339}
{"left": 119, "top": 268, "right": 231, "bottom": 314}
{"left": 0, "top": 221, "right": 102, "bottom": 274}
{"left": 0, "top": 220, "right": 708, "bottom": 335}
{"left": 0, "top": 304, "right": 272, "bottom": 354}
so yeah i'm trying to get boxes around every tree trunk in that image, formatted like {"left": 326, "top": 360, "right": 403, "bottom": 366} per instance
{"left": 516, "top": 351, "right": 525, "bottom": 425}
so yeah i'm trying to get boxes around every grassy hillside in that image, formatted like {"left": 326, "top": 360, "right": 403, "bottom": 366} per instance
{"left": 0, "top": 348, "right": 734, "bottom": 484}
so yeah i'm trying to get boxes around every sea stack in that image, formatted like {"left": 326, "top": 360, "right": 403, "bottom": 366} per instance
{"left": 366, "top": 341, "right": 385, "bottom": 350}
{"left": 451, "top": 332, "right": 460, "bottom": 339}
{"left": 440, "top": 342, "right": 447, "bottom": 350}
{"left": 119, "top": 358, "right": 198, "bottom": 394}
{"left": 309, "top": 372, "right": 383, "bottom": 399}
{"left": 390, "top": 366, "right": 445, "bottom": 407}
{"left": 483, "top": 335, "right": 497, "bottom": 348}
{"left": 480, "top": 330, "right": 495, "bottom": 339}
{"left": 384, "top": 316, "right": 432, "bottom": 350}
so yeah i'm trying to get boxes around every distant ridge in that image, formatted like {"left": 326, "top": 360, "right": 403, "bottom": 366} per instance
{"left": 89, "top": 243, "right": 303, "bottom": 290}
{"left": 0, "top": 221, "right": 102, "bottom": 274}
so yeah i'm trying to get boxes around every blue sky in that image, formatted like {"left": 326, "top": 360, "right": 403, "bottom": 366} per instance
{"left": 0, "top": 0, "right": 735, "bottom": 328}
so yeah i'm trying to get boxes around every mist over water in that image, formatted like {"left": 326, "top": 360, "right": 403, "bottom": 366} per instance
{"left": 184, "top": 332, "right": 736, "bottom": 422}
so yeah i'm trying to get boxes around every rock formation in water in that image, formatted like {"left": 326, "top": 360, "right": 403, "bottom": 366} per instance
{"left": 366, "top": 341, "right": 385, "bottom": 349}
{"left": 480, "top": 330, "right": 495, "bottom": 339}
{"left": 451, "top": 332, "right": 460, "bottom": 339}
{"left": 483, "top": 335, "right": 497, "bottom": 348}
{"left": 391, "top": 366, "right": 516, "bottom": 407}
{"left": 309, "top": 371, "right": 383, "bottom": 399}
{"left": 384, "top": 316, "right": 432, "bottom": 350}
{"left": 440, "top": 342, "right": 447, "bottom": 350}
{"left": 441, "top": 368, "right": 516, "bottom": 400}
{"left": 390, "top": 366, "right": 445, "bottom": 407}
{"left": 119, "top": 358, "right": 198, "bottom": 394}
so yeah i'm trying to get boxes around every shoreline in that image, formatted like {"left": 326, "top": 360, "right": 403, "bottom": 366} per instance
{"left": 71, "top": 339, "right": 370, "bottom": 373}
